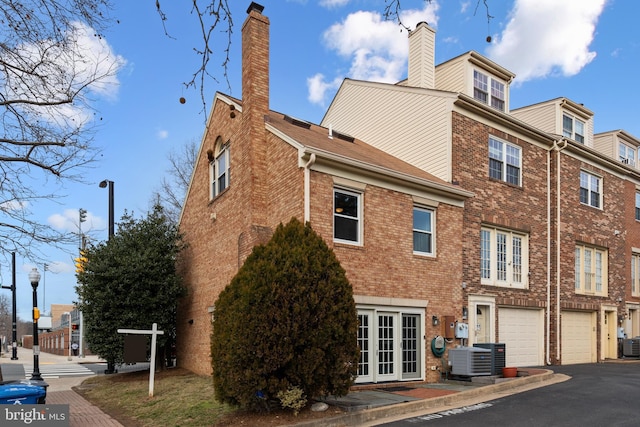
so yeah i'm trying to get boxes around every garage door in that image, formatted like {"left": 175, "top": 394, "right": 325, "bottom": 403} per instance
{"left": 499, "top": 308, "right": 543, "bottom": 367}
{"left": 561, "top": 311, "right": 596, "bottom": 364}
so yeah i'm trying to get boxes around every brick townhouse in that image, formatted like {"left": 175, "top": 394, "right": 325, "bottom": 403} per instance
{"left": 177, "top": 3, "right": 473, "bottom": 383}
{"left": 323, "top": 22, "right": 640, "bottom": 366}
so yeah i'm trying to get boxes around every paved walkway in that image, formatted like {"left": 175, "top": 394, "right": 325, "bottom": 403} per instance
{"left": 1, "top": 347, "right": 123, "bottom": 427}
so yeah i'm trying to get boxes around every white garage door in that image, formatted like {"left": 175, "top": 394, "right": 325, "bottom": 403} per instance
{"left": 561, "top": 311, "right": 596, "bottom": 365}
{"left": 499, "top": 308, "right": 543, "bottom": 367}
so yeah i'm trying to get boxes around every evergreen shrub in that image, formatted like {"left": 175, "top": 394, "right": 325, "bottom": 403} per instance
{"left": 211, "top": 218, "right": 359, "bottom": 410}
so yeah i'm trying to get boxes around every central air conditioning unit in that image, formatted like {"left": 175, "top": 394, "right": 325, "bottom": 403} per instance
{"left": 449, "top": 347, "right": 492, "bottom": 376}
{"left": 623, "top": 338, "right": 640, "bottom": 357}
{"left": 473, "top": 343, "right": 506, "bottom": 375}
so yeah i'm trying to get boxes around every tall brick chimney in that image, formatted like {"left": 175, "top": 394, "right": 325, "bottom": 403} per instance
{"left": 241, "top": 2, "right": 269, "bottom": 226}
{"left": 407, "top": 22, "right": 436, "bottom": 89}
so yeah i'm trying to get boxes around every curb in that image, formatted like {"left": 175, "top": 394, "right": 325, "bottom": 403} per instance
{"left": 291, "top": 370, "right": 558, "bottom": 427}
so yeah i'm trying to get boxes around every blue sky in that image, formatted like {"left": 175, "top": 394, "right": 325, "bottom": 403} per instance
{"left": 3, "top": 0, "right": 636, "bottom": 320}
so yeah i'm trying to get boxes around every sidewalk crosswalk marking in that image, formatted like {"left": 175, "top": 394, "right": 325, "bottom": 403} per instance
{"left": 21, "top": 363, "right": 96, "bottom": 378}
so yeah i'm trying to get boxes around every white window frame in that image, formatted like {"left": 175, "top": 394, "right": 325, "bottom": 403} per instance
{"left": 636, "top": 193, "right": 640, "bottom": 221}
{"left": 480, "top": 226, "right": 529, "bottom": 289}
{"left": 488, "top": 136, "right": 521, "bottom": 186}
{"left": 209, "top": 143, "right": 230, "bottom": 199}
{"left": 563, "top": 114, "right": 585, "bottom": 144}
{"left": 619, "top": 143, "right": 636, "bottom": 167}
{"left": 333, "top": 188, "right": 362, "bottom": 245}
{"left": 632, "top": 253, "right": 640, "bottom": 298}
{"left": 413, "top": 206, "right": 434, "bottom": 256}
{"left": 473, "top": 70, "right": 506, "bottom": 112}
{"left": 579, "top": 170, "right": 602, "bottom": 209}
{"left": 574, "top": 244, "right": 608, "bottom": 296}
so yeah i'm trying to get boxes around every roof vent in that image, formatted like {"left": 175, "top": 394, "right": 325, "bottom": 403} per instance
{"left": 283, "top": 115, "right": 311, "bottom": 129}
{"left": 333, "top": 130, "right": 355, "bottom": 143}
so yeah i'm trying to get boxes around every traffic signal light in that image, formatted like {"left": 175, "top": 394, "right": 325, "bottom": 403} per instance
{"left": 74, "top": 250, "right": 88, "bottom": 274}
{"left": 72, "top": 323, "right": 78, "bottom": 330}
{"left": 79, "top": 208, "right": 87, "bottom": 223}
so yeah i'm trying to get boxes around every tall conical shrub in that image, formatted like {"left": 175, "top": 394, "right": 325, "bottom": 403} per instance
{"left": 211, "top": 218, "right": 359, "bottom": 410}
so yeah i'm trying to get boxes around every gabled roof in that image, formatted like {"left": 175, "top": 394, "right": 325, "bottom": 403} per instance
{"left": 265, "top": 111, "right": 473, "bottom": 201}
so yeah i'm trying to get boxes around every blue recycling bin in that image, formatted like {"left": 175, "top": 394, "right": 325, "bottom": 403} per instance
{"left": 0, "top": 381, "right": 47, "bottom": 404}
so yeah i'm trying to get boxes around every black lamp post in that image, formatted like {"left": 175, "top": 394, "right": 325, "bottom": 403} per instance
{"left": 29, "top": 267, "right": 43, "bottom": 381}
{"left": 99, "top": 179, "right": 114, "bottom": 238}
{"left": 0, "top": 252, "right": 17, "bottom": 359}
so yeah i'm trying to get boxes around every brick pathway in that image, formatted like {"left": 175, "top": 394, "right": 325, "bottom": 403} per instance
{"left": 47, "top": 390, "right": 123, "bottom": 427}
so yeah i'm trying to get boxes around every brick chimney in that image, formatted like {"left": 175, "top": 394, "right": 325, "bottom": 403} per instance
{"left": 241, "top": 2, "right": 269, "bottom": 226}
{"left": 407, "top": 22, "right": 436, "bottom": 89}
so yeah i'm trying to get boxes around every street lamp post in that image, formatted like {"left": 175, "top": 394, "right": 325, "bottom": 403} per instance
{"left": 29, "top": 267, "right": 43, "bottom": 381}
{"left": 63, "top": 312, "right": 72, "bottom": 361}
{"left": 1, "top": 252, "right": 18, "bottom": 359}
{"left": 99, "top": 179, "right": 114, "bottom": 238}
{"left": 96, "top": 179, "right": 114, "bottom": 365}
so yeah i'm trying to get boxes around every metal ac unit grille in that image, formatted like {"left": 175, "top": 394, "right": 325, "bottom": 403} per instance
{"left": 449, "top": 347, "right": 492, "bottom": 376}
{"left": 474, "top": 343, "right": 506, "bottom": 375}
{"left": 623, "top": 339, "right": 640, "bottom": 357}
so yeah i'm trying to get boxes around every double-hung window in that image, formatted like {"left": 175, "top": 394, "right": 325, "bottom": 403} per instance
{"left": 480, "top": 227, "right": 528, "bottom": 288}
{"left": 575, "top": 244, "right": 607, "bottom": 296}
{"left": 632, "top": 253, "right": 640, "bottom": 297}
{"left": 488, "top": 136, "right": 521, "bottom": 186}
{"left": 490, "top": 80, "right": 505, "bottom": 111}
{"left": 473, "top": 70, "right": 506, "bottom": 112}
{"left": 334, "top": 188, "right": 361, "bottom": 244}
{"left": 636, "top": 193, "right": 640, "bottom": 221}
{"left": 562, "top": 114, "right": 585, "bottom": 144}
{"left": 579, "top": 171, "right": 601, "bottom": 209}
{"left": 473, "top": 71, "right": 488, "bottom": 104}
{"left": 210, "top": 143, "right": 230, "bottom": 199}
{"left": 413, "top": 207, "right": 434, "bottom": 256}
{"left": 619, "top": 143, "right": 636, "bottom": 167}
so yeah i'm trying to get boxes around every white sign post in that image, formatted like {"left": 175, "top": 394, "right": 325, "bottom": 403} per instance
{"left": 117, "top": 323, "right": 165, "bottom": 397}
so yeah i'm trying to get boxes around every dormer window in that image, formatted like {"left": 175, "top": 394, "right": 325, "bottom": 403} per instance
{"left": 473, "top": 70, "right": 505, "bottom": 112}
{"left": 563, "top": 114, "right": 585, "bottom": 144}
{"left": 619, "top": 143, "right": 636, "bottom": 167}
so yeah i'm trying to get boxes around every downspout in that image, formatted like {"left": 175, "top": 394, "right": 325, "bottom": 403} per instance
{"left": 546, "top": 142, "right": 555, "bottom": 365}
{"left": 546, "top": 138, "right": 568, "bottom": 364}
{"left": 303, "top": 153, "right": 317, "bottom": 223}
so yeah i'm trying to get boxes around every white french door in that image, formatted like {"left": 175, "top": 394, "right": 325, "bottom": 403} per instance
{"left": 357, "top": 309, "right": 423, "bottom": 383}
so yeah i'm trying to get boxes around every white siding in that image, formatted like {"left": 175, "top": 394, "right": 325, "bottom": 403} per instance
{"left": 593, "top": 132, "right": 615, "bottom": 158}
{"left": 435, "top": 58, "right": 466, "bottom": 93}
{"left": 511, "top": 103, "right": 557, "bottom": 134}
{"left": 323, "top": 82, "right": 455, "bottom": 181}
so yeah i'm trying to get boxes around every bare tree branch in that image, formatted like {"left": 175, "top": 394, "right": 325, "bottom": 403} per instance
{"left": 155, "top": 0, "right": 233, "bottom": 114}
{"left": 0, "top": 0, "right": 122, "bottom": 260}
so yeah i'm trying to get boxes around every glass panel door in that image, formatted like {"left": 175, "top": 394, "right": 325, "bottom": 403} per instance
{"left": 402, "top": 314, "right": 421, "bottom": 379}
{"left": 377, "top": 313, "right": 397, "bottom": 381}
{"left": 357, "top": 311, "right": 373, "bottom": 383}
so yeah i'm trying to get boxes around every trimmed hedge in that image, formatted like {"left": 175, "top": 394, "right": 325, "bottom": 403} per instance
{"left": 211, "top": 218, "right": 359, "bottom": 410}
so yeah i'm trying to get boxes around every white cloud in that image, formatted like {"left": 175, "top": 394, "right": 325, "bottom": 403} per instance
{"left": 0, "top": 200, "right": 28, "bottom": 213}
{"left": 320, "top": 0, "right": 350, "bottom": 8}
{"left": 48, "top": 208, "right": 105, "bottom": 234}
{"left": 486, "top": 0, "right": 607, "bottom": 83}
{"left": 157, "top": 129, "right": 169, "bottom": 140}
{"left": 307, "top": 73, "right": 342, "bottom": 105}
{"left": 6, "top": 21, "right": 126, "bottom": 126}
{"left": 308, "top": 2, "right": 439, "bottom": 105}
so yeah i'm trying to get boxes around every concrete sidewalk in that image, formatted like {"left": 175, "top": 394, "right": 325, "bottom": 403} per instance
{"left": 297, "top": 368, "right": 568, "bottom": 426}
{"left": 1, "top": 346, "right": 123, "bottom": 427}
{"left": 2, "top": 347, "right": 566, "bottom": 427}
